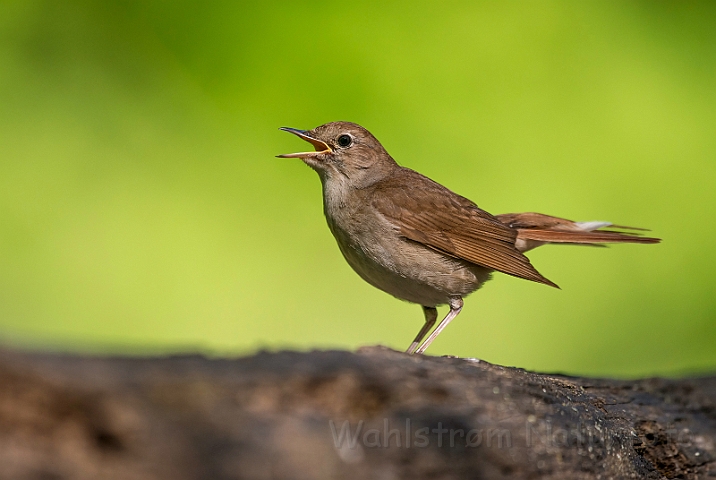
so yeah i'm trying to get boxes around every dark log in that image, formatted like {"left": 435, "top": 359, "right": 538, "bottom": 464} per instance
{"left": 0, "top": 346, "right": 714, "bottom": 479}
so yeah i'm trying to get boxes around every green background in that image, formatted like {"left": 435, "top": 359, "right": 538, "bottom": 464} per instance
{"left": 1, "top": 0, "right": 714, "bottom": 377}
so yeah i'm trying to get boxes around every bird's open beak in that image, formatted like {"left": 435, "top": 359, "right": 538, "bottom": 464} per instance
{"left": 276, "top": 127, "right": 332, "bottom": 158}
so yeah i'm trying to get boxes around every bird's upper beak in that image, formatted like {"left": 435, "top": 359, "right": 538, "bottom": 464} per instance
{"left": 277, "top": 127, "right": 332, "bottom": 158}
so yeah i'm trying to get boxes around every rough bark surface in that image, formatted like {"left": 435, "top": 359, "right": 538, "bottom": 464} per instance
{"left": 0, "top": 346, "right": 714, "bottom": 480}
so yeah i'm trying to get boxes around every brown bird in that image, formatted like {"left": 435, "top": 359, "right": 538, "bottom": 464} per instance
{"left": 278, "top": 122, "right": 660, "bottom": 354}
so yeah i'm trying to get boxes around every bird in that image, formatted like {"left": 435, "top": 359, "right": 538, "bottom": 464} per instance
{"left": 277, "top": 121, "right": 660, "bottom": 355}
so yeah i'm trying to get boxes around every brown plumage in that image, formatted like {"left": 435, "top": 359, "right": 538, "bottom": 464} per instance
{"left": 496, "top": 212, "right": 660, "bottom": 252}
{"left": 278, "top": 122, "right": 661, "bottom": 355}
{"left": 371, "top": 169, "right": 558, "bottom": 288}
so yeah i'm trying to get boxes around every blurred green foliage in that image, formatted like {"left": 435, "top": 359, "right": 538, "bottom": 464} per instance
{"left": 0, "top": 0, "right": 714, "bottom": 377}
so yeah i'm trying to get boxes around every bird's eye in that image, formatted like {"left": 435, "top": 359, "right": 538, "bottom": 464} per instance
{"left": 337, "top": 134, "right": 353, "bottom": 148}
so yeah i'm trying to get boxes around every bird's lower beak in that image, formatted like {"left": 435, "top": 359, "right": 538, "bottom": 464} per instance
{"left": 277, "top": 127, "right": 332, "bottom": 158}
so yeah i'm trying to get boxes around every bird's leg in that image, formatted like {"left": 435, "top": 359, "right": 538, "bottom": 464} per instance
{"left": 415, "top": 297, "right": 464, "bottom": 354}
{"left": 406, "top": 306, "right": 438, "bottom": 354}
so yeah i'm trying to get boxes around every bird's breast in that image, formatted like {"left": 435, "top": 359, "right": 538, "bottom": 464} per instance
{"left": 320, "top": 182, "right": 490, "bottom": 306}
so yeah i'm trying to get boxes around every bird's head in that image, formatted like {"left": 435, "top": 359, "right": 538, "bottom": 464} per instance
{"left": 278, "top": 121, "right": 397, "bottom": 186}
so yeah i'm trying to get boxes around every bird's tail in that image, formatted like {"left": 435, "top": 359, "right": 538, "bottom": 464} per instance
{"left": 495, "top": 212, "right": 661, "bottom": 253}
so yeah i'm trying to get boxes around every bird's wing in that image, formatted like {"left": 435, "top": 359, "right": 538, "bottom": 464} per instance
{"left": 370, "top": 169, "right": 557, "bottom": 288}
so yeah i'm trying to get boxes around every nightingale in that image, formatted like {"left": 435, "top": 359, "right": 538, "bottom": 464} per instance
{"left": 278, "top": 122, "right": 660, "bottom": 355}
